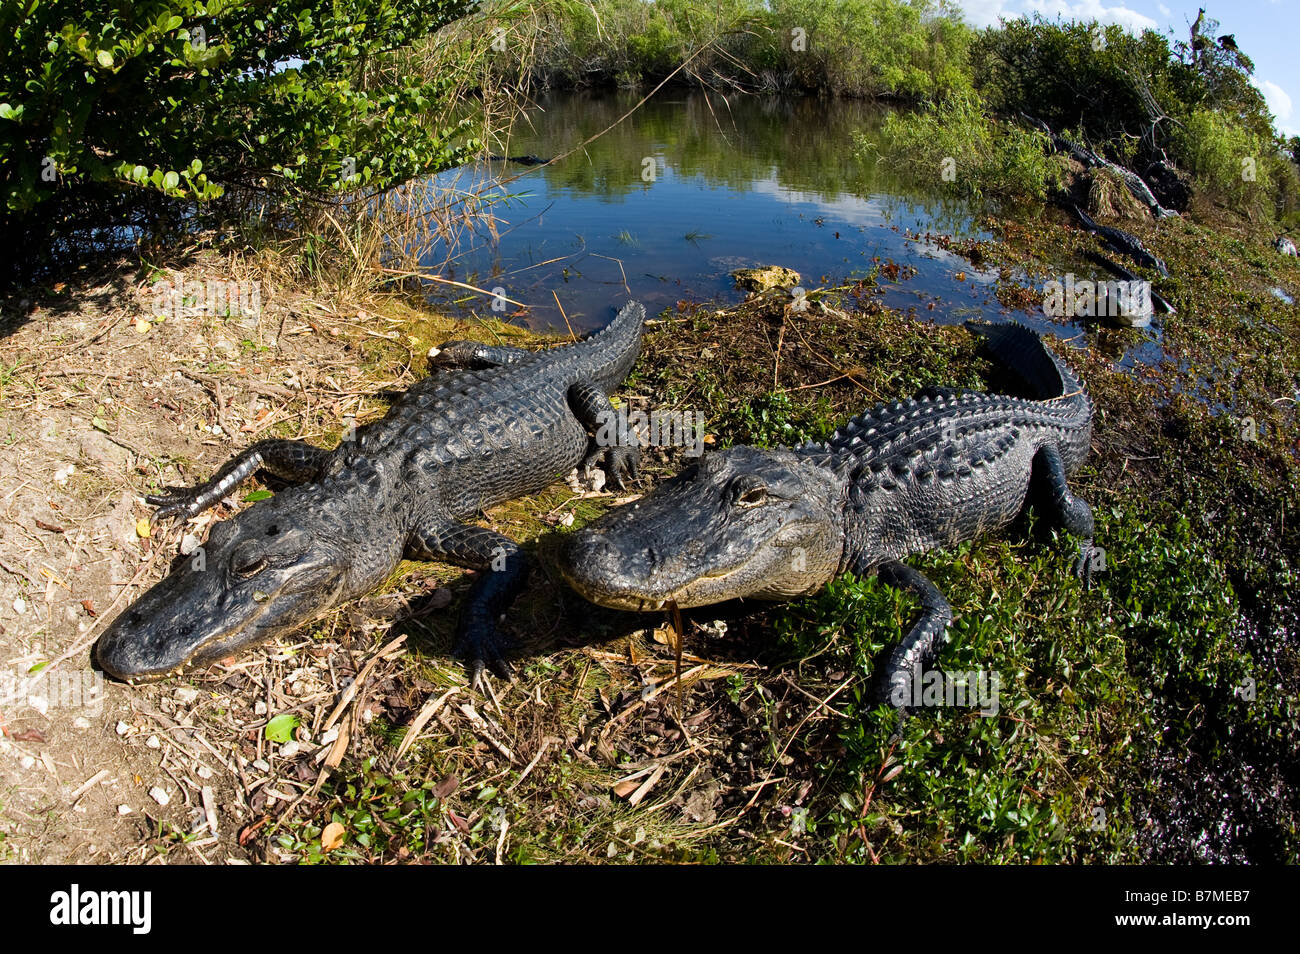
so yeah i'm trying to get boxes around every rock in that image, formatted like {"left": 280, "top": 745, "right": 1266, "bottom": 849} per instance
{"left": 149, "top": 786, "right": 171, "bottom": 806}
{"left": 1143, "top": 160, "right": 1192, "bottom": 213}
{"left": 1275, "top": 236, "right": 1298, "bottom": 257}
{"left": 731, "top": 265, "right": 801, "bottom": 292}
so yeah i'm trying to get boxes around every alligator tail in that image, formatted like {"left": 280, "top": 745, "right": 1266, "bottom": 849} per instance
{"left": 965, "top": 321, "right": 1084, "bottom": 403}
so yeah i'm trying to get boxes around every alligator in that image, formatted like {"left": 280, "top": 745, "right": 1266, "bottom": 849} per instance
{"left": 484, "top": 153, "right": 550, "bottom": 166}
{"left": 95, "top": 300, "right": 646, "bottom": 683}
{"left": 1022, "top": 114, "right": 1179, "bottom": 218}
{"left": 559, "top": 322, "right": 1095, "bottom": 708}
{"left": 1073, "top": 205, "right": 1170, "bottom": 277}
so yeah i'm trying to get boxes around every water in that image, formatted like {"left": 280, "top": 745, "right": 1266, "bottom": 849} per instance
{"left": 412, "top": 94, "right": 1036, "bottom": 327}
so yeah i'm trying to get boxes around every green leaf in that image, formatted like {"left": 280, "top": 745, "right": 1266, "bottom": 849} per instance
{"left": 162, "top": 170, "right": 180, "bottom": 190}
{"left": 0, "top": 103, "right": 22, "bottom": 121}
{"left": 265, "top": 714, "right": 299, "bottom": 743}
{"left": 95, "top": 50, "right": 114, "bottom": 69}
{"left": 243, "top": 489, "right": 273, "bottom": 502}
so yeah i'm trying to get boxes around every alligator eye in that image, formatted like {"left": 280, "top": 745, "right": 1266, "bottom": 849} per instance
{"left": 734, "top": 485, "right": 768, "bottom": 507}
{"left": 231, "top": 554, "right": 267, "bottom": 579}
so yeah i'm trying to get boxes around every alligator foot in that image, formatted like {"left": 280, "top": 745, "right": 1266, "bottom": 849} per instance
{"left": 455, "top": 619, "right": 516, "bottom": 685}
{"left": 407, "top": 521, "right": 530, "bottom": 684}
{"left": 147, "top": 439, "right": 329, "bottom": 522}
{"left": 870, "top": 561, "right": 954, "bottom": 710}
{"left": 1031, "top": 444, "right": 1096, "bottom": 588}
{"left": 595, "top": 444, "right": 641, "bottom": 490}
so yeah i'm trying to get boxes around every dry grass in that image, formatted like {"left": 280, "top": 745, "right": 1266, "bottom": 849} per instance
{"left": 1086, "top": 167, "right": 1149, "bottom": 223}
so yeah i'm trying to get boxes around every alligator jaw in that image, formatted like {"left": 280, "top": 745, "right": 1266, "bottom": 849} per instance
{"left": 94, "top": 570, "right": 325, "bottom": 682}
{"left": 559, "top": 446, "right": 846, "bottom": 612}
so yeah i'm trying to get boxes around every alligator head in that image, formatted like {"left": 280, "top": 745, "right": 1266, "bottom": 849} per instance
{"left": 96, "top": 484, "right": 399, "bottom": 682}
{"left": 559, "top": 446, "right": 846, "bottom": 611}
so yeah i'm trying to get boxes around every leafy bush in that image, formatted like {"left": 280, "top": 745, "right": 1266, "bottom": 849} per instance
{"left": 0, "top": 0, "right": 482, "bottom": 219}
{"left": 868, "top": 93, "right": 1065, "bottom": 199}
{"left": 1173, "top": 108, "right": 1289, "bottom": 221}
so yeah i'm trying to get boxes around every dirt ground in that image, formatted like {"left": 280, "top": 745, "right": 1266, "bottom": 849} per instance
{"left": 0, "top": 254, "right": 454, "bottom": 862}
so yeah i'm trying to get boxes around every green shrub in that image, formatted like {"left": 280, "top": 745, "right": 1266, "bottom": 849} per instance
{"left": 868, "top": 93, "right": 1066, "bottom": 199}
{"left": 1173, "top": 108, "right": 1288, "bottom": 220}
{"left": 0, "top": 0, "right": 481, "bottom": 217}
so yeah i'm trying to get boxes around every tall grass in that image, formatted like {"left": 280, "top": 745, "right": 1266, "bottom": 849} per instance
{"left": 864, "top": 94, "right": 1066, "bottom": 200}
{"left": 501, "top": 0, "right": 974, "bottom": 101}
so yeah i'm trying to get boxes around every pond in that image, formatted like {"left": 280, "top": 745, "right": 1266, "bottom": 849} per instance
{"left": 415, "top": 90, "right": 1161, "bottom": 363}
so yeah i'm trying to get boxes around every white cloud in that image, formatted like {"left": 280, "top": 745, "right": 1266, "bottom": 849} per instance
{"left": 1157, "top": 3, "right": 1171, "bottom": 17}
{"left": 1256, "top": 79, "right": 1298, "bottom": 137}
{"left": 956, "top": 0, "right": 1018, "bottom": 28}
{"left": 1023, "top": 1, "right": 1158, "bottom": 32}
{"left": 952, "top": 1, "right": 1157, "bottom": 33}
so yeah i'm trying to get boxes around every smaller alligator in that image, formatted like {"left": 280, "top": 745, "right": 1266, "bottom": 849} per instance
{"left": 1022, "top": 114, "right": 1178, "bottom": 218}
{"left": 1073, "top": 206, "right": 1169, "bottom": 277}
{"left": 484, "top": 153, "right": 550, "bottom": 166}
{"left": 96, "top": 301, "right": 645, "bottom": 683}
{"left": 560, "top": 323, "right": 1096, "bottom": 708}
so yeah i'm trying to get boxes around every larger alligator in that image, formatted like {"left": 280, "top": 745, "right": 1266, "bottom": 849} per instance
{"left": 96, "top": 300, "right": 646, "bottom": 683}
{"left": 560, "top": 322, "right": 1095, "bottom": 707}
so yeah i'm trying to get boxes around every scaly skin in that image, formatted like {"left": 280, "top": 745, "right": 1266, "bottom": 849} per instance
{"left": 96, "top": 300, "right": 646, "bottom": 684}
{"left": 560, "top": 322, "right": 1096, "bottom": 708}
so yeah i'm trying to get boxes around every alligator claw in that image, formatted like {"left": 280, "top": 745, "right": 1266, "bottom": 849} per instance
{"left": 456, "top": 623, "right": 515, "bottom": 685}
{"left": 145, "top": 487, "right": 199, "bottom": 522}
{"left": 1073, "top": 543, "right": 1096, "bottom": 591}
{"left": 604, "top": 445, "right": 640, "bottom": 490}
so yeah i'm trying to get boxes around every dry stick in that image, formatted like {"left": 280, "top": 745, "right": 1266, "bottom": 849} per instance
{"left": 68, "top": 769, "right": 110, "bottom": 803}
{"left": 740, "top": 675, "right": 857, "bottom": 814}
{"left": 773, "top": 312, "right": 787, "bottom": 390}
{"left": 320, "top": 632, "right": 408, "bottom": 731}
{"left": 376, "top": 267, "right": 528, "bottom": 309}
{"left": 599, "top": 665, "right": 709, "bottom": 739}
{"left": 506, "top": 737, "right": 555, "bottom": 794}
{"left": 49, "top": 312, "right": 129, "bottom": 362}
{"left": 553, "top": 290, "right": 577, "bottom": 343}
{"left": 394, "top": 686, "right": 460, "bottom": 760}
{"left": 783, "top": 312, "right": 880, "bottom": 399}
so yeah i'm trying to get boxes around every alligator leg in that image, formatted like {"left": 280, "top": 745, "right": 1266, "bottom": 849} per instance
{"left": 1031, "top": 444, "right": 1097, "bottom": 587}
{"left": 569, "top": 381, "right": 640, "bottom": 489}
{"left": 147, "top": 440, "right": 330, "bottom": 521}
{"left": 870, "top": 560, "right": 954, "bottom": 710}
{"left": 408, "top": 520, "right": 529, "bottom": 683}
{"left": 427, "top": 340, "right": 532, "bottom": 370}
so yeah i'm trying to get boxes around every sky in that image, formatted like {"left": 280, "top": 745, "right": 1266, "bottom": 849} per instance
{"left": 949, "top": 0, "right": 1300, "bottom": 137}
